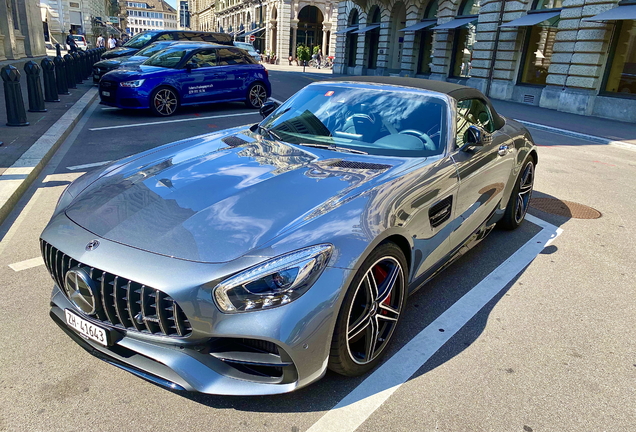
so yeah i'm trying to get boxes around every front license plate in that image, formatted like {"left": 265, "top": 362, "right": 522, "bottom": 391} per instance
{"left": 94, "top": 75, "right": 100, "bottom": 80}
{"left": 101, "top": 91, "right": 110, "bottom": 97}
{"left": 65, "top": 309, "right": 109, "bottom": 346}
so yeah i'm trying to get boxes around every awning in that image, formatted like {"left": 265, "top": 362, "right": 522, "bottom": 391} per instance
{"left": 353, "top": 24, "right": 380, "bottom": 34}
{"left": 243, "top": 27, "right": 265, "bottom": 37}
{"left": 583, "top": 4, "right": 636, "bottom": 21}
{"left": 335, "top": 25, "right": 359, "bottom": 34}
{"left": 500, "top": 10, "right": 560, "bottom": 27}
{"left": 400, "top": 19, "right": 437, "bottom": 32}
{"left": 432, "top": 16, "right": 477, "bottom": 30}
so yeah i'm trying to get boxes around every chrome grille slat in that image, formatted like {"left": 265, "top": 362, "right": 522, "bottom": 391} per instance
{"left": 40, "top": 240, "right": 190, "bottom": 337}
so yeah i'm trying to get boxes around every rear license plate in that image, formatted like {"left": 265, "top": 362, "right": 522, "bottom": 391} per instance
{"left": 65, "top": 309, "right": 109, "bottom": 346}
{"left": 101, "top": 91, "right": 110, "bottom": 97}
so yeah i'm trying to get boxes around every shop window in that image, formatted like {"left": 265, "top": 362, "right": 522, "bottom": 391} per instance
{"left": 519, "top": 0, "right": 562, "bottom": 86}
{"left": 416, "top": 0, "right": 438, "bottom": 75}
{"left": 603, "top": 19, "right": 636, "bottom": 96}
{"left": 366, "top": 7, "right": 382, "bottom": 69}
{"left": 346, "top": 10, "right": 359, "bottom": 68}
{"left": 450, "top": 0, "right": 480, "bottom": 78}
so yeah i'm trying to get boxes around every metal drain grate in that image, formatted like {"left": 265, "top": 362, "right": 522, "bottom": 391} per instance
{"left": 523, "top": 94, "right": 535, "bottom": 104}
{"left": 530, "top": 198, "right": 601, "bottom": 219}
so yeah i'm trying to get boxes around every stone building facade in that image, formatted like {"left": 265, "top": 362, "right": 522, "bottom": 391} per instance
{"left": 335, "top": 0, "right": 636, "bottom": 123}
{"left": 1, "top": 0, "right": 46, "bottom": 60}
{"left": 190, "top": 0, "right": 217, "bottom": 31}
{"left": 190, "top": 0, "right": 338, "bottom": 63}
{"left": 40, "top": 0, "right": 112, "bottom": 47}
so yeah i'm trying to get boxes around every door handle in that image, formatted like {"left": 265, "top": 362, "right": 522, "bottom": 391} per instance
{"left": 498, "top": 145, "right": 509, "bottom": 156}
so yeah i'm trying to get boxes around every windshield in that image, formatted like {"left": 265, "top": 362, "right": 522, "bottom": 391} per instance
{"left": 143, "top": 48, "right": 189, "bottom": 68}
{"left": 72, "top": 35, "right": 85, "bottom": 41}
{"left": 124, "top": 31, "right": 158, "bottom": 48}
{"left": 136, "top": 42, "right": 171, "bottom": 58}
{"left": 260, "top": 83, "right": 448, "bottom": 157}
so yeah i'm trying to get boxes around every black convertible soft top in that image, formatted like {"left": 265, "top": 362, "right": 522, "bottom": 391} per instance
{"left": 329, "top": 76, "right": 505, "bottom": 130}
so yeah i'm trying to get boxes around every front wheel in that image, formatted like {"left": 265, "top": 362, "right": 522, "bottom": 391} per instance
{"left": 498, "top": 157, "right": 535, "bottom": 230}
{"left": 149, "top": 87, "right": 179, "bottom": 117}
{"left": 328, "top": 242, "right": 408, "bottom": 376}
{"left": 245, "top": 82, "right": 267, "bottom": 109}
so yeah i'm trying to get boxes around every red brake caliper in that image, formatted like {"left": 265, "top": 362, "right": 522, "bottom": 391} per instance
{"left": 372, "top": 265, "right": 391, "bottom": 314}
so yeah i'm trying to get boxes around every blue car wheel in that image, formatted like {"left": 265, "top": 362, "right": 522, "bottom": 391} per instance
{"left": 150, "top": 86, "right": 179, "bottom": 117}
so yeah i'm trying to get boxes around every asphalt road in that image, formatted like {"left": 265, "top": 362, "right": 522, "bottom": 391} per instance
{"left": 0, "top": 71, "right": 634, "bottom": 432}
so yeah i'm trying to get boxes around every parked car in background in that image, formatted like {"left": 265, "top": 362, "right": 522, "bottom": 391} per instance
{"left": 101, "top": 30, "right": 233, "bottom": 60}
{"left": 233, "top": 41, "right": 261, "bottom": 63}
{"left": 71, "top": 34, "right": 90, "bottom": 51}
{"left": 44, "top": 77, "right": 537, "bottom": 395}
{"left": 99, "top": 43, "right": 271, "bottom": 115}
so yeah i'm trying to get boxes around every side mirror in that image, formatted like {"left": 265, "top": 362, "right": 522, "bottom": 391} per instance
{"left": 460, "top": 125, "right": 484, "bottom": 151}
{"left": 259, "top": 100, "right": 280, "bottom": 118}
{"left": 185, "top": 61, "right": 196, "bottom": 72}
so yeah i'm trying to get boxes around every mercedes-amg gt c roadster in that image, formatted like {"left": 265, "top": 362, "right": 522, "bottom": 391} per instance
{"left": 42, "top": 77, "right": 537, "bottom": 395}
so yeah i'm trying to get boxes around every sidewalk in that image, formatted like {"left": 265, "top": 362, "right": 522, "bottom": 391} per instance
{"left": 263, "top": 62, "right": 336, "bottom": 75}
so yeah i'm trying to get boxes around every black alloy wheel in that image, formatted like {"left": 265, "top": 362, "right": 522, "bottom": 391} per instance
{"left": 499, "top": 157, "right": 535, "bottom": 230}
{"left": 246, "top": 83, "right": 267, "bottom": 109}
{"left": 329, "top": 242, "right": 407, "bottom": 376}
{"left": 150, "top": 87, "right": 178, "bottom": 116}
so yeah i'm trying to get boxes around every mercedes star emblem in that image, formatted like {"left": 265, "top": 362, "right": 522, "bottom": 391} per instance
{"left": 85, "top": 239, "right": 100, "bottom": 251}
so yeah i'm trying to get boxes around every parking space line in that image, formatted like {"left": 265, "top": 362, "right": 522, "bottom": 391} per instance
{"left": 88, "top": 112, "right": 260, "bottom": 131}
{"left": 270, "top": 97, "right": 284, "bottom": 104}
{"left": 67, "top": 161, "right": 111, "bottom": 171}
{"left": 9, "top": 257, "right": 44, "bottom": 272}
{"left": 306, "top": 215, "right": 562, "bottom": 432}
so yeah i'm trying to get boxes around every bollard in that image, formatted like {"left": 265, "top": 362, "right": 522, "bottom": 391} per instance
{"left": 1, "top": 65, "right": 29, "bottom": 126}
{"left": 53, "top": 55, "right": 69, "bottom": 95}
{"left": 40, "top": 58, "right": 60, "bottom": 103}
{"left": 23, "top": 61, "right": 47, "bottom": 112}
{"left": 77, "top": 50, "right": 87, "bottom": 79}
{"left": 56, "top": 43, "right": 62, "bottom": 57}
{"left": 63, "top": 54, "right": 77, "bottom": 89}
{"left": 71, "top": 52, "right": 83, "bottom": 84}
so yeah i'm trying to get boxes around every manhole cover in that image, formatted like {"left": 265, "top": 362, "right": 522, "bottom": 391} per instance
{"left": 530, "top": 198, "right": 601, "bottom": 219}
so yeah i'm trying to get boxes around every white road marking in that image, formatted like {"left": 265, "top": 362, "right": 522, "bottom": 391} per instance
{"left": 306, "top": 215, "right": 562, "bottom": 432}
{"left": 269, "top": 97, "right": 284, "bottom": 104}
{"left": 67, "top": 161, "right": 111, "bottom": 171}
{"left": 88, "top": 112, "right": 260, "bottom": 131}
{"left": 101, "top": 107, "right": 119, "bottom": 110}
{"left": 9, "top": 257, "right": 44, "bottom": 271}
{"left": 515, "top": 119, "right": 635, "bottom": 151}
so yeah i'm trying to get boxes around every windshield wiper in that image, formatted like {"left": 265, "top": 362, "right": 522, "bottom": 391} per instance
{"left": 259, "top": 125, "right": 283, "bottom": 141}
{"left": 296, "top": 143, "right": 368, "bottom": 155}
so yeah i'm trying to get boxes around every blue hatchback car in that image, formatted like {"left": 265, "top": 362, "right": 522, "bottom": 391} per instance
{"left": 99, "top": 43, "right": 271, "bottom": 116}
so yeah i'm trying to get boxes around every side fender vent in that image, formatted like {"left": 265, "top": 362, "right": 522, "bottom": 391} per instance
{"left": 429, "top": 196, "right": 453, "bottom": 228}
{"left": 222, "top": 136, "right": 250, "bottom": 147}
{"left": 327, "top": 160, "right": 392, "bottom": 170}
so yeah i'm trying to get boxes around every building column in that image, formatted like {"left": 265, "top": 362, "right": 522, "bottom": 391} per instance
{"left": 277, "top": 0, "right": 292, "bottom": 63}
{"left": 291, "top": 18, "right": 298, "bottom": 57}
{"left": 321, "top": 21, "right": 331, "bottom": 55}
{"left": 399, "top": 4, "right": 420, "bottom": 77}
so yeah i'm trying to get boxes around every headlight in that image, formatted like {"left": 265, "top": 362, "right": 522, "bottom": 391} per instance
{"left": 214, "top": 244, "right": 333, "bottom": 313}
{"left": 120, "top": 79, "right": 145, "bottom": 88}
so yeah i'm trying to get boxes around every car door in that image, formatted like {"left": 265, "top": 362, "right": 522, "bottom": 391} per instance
{"left": 215, "top": 47, "right": 251, "bottom": 99}
{"left": 449, "top": 98, "right": 515, "bottom": 251}
{"left": 179, "top": 49, "right": 224, "bottom": 104}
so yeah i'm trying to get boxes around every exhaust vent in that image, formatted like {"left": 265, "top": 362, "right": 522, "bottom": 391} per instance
{"left": 327, "top": 160, "right": 392, "bottom": 170}
{"left": 222, "top": 135, "right": 250, "bottom": 147}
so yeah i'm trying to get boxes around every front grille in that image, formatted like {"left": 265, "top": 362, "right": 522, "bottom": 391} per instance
{"left": 41, "top": 240, "right": 192, "bottom": 338}
{"left": 99, "top": 80, "right": 117, "bottom": 102}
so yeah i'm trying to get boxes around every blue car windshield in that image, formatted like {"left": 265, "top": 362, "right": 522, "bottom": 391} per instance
{"left": 136, "top": 42, "right": 171, "bottom": 57}
{"left": 124, "top": 32, "right": 158, "bottom": 48}
{"left": 143, "top": 48, "right": 189, "bottom": 68}
{"left": 260, "top": 84, "right": 448, "bottom": 157}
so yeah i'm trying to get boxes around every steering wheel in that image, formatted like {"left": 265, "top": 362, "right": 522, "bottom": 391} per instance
{"left": 398, "top": 129, "right": 436, "bottom": 151}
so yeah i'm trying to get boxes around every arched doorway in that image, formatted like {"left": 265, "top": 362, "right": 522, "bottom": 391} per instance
{"left": 388, "top": 2, "right": 406, "bottom": 71}
{"left": 346, "top": 9, "right": 359, "bottom": 68}
{"left": 366, "top": 6, "right": 381, "bottom": 70}
{"left": 450, "top": 0, "right": 480, "bottom": 78}
{"left": 416, "top": 0, "right": 438, "bottom": 75}
{"left": 297, "top": 5, "right": 324, "bottom": 53}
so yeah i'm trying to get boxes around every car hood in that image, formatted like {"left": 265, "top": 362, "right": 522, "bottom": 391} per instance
{"left": 101, "top": 47, "right": 139, "bottom": 59}
{"left": 119, "top": 56, "right": 148, "bottom": 67}
{"left": 102, "top": 65, "right": 167, "bottom": 80}
{"left": 64, "top": 131, "right": 403, "bottom": 263}
{"left": 95, "top": 57, "right": 128, "bottom": 69}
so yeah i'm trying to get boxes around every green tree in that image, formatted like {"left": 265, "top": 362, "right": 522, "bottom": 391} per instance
{"left": 296, "top": 44, "right": 311, "bottom": 63}
{"left": 313, "top": 45, "right": 320, "bottom": 55}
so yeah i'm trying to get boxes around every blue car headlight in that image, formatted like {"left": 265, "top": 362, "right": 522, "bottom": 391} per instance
{"left": 120, "top": 79, "right": 145, "bottom": 88}
{"left": 214, "top": 244, "right": 333, "bottom": 313}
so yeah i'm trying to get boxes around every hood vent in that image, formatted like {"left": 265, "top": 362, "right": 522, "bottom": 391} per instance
{"left": 222, "top": 135, "right": 250, "bottom": 147}
{"left": 327, "top": 160, "right": 392, "bottom": 170}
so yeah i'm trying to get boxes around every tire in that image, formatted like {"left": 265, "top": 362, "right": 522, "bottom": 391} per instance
{"left": 498, "top": 156, "right": 535, "bottom": 230}
{"left": 328, "top": 242, "right": 408, "bottom": 376}
{"left": 245, "top": 82, "right": 267, "bottom": 109}
{"left": 149, "top": 86, "right": 179, "bottom": 117}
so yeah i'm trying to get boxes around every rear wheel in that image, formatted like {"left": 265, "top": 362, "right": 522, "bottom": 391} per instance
{"left": 328, "top": 242, "right": 408, "bottom": 376}
{"left": 498, "top": 156, "right": 535, "bottom": 230}
{"left": 245, "top": 82, "right": 267, "bottom": 109}
{"left": 149, "top": 87, "right": 178, "bottom": 117}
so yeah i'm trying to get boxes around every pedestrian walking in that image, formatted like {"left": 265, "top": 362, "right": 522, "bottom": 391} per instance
{"left": 317, "top": 49, "right": 323, "bottom": 69}
{"left": 108, "top": 35, "right": 116, "bottom": 50}
{"left": 66, "top": 30, "right": 77, "bottom": 53}
{"left": 96, "top": 34, "right": 105, "bottom": 48}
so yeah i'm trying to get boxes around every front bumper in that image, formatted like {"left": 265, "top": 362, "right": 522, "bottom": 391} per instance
{"left": 98, "top": 81, "right": 149, "bottom": 109}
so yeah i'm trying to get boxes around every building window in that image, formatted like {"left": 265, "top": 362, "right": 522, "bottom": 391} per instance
{"left": 519, "top": 0, "right": 562, "bottom": 86}
{"left": 346, "top": 9, "right": 359, "bottom": 68}
{"left": 604, "top": 18, "right": 636, "bottom": 96}
{"left": 416, "top": 0, "right": 438, "bottom": 75}
{"left": 70, "top": 2, "right": 80, "bottom": 8}
{"left": 366, "top": 6, "right": 381, "bottom": 69}
{"left": 450, "top": 0, "right": 480, "bottom": 78}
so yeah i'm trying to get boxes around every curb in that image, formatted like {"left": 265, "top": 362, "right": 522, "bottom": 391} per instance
{"left": 0, "top": 87, "right": 98, "bottom": 226}
{"left": 515, "top": 119, "right": 636, "bottom": 151}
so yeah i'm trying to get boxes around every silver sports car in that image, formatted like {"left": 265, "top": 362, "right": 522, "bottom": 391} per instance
{"left": 41, "top": 77, "right": 537, "bottom": 395}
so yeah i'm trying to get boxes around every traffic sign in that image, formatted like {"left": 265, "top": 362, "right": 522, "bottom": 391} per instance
{"left": 249, "top": 34, "right": 256, "bottom": 42}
